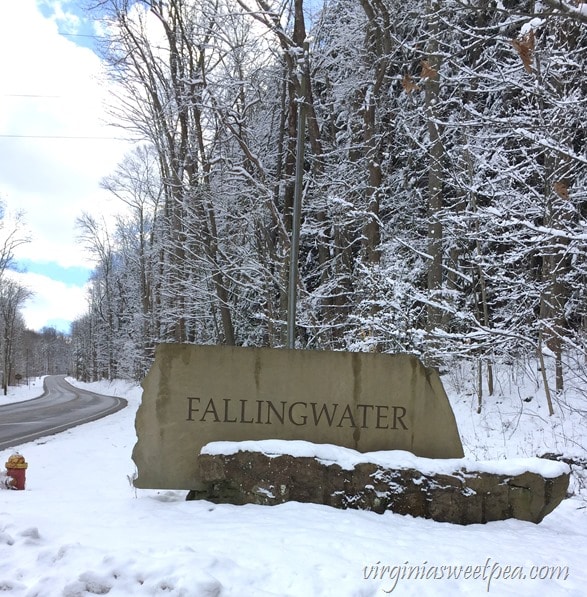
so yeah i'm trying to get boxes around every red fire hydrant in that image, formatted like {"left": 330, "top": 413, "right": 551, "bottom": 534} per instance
{"left": 5, "top": 453, "right": 28, "bottom": 490}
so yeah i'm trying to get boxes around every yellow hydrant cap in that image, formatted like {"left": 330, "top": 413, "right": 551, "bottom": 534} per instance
{"left": 5, "top": 454, "right": 28, "bottom": 470}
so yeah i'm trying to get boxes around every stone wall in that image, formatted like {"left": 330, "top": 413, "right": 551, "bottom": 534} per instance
{"left": 193, "top": 444, "right": 570, "bottom": 525}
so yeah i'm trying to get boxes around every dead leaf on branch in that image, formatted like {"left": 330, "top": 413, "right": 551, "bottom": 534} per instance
{"left": 420, "top": 60, "right": 438, "bottom": 80}
{"left": 553, "top": 181, "right": 570, "bottom": 200}
{"left": 511, "top": 30, "right": 535, "bottom": 73}
{"left": 402, "top": 74, "right": 420, "bottom": 94}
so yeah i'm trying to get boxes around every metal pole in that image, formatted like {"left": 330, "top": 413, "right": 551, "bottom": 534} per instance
{"left": 287, "top": 44, "right": 308, "bottom": 350}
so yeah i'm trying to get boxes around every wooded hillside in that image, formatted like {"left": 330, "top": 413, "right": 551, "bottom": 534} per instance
{"left": 70, "top": 0, "right": 586, "bottom": 402}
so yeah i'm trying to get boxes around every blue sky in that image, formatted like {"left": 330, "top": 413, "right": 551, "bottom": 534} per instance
{"left": 0, "top": 1, "right": 132, "bottom": 333}
{"left": 14, "top": 259, "right": 92, "bottom": 287}
{"left": 10, "top": 258, "right": 92, "bottom": 334}
{"left": 37, "top": 0, "right": 99, "bottom": 51}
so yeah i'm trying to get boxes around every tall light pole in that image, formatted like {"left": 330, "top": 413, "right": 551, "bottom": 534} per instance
{"left": 287, "top": 42, "right": 309, "bottom": 350}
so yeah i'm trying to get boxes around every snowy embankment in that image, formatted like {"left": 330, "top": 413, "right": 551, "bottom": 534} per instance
{"left": 1, "top": 362, "right": 586, "bottom": 596}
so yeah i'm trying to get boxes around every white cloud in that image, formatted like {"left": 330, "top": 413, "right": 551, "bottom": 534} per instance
{"left": 8, "top": 269, "right": 89, "bottom": 332}
{"left": 0, "top": 1, "right": 132, "bottom": 271}
{"left": 0, "top": 1, "right": 134, "bottom": 333}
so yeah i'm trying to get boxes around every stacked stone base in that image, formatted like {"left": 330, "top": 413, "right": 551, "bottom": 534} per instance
{"left": 192, "top": 450, "right": 569, "bottom": 525}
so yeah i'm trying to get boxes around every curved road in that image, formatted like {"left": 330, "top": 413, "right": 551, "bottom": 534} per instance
{"left": 0, "top": 375, "right": 127, "bottom": 450}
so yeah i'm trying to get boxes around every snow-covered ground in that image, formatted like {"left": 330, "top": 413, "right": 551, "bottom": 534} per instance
{"left": 1, "top": 360, "right": 586, "bottom": 596}
{"left": 0, "top": 378, "right": 47, "bottom": 405}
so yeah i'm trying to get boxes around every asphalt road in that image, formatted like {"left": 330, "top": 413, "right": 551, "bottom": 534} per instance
{"left": 0, "top": 375, "right": 128, "bottom": 451}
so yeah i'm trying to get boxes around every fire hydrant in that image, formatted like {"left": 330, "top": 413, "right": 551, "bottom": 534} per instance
{"left": 5, "top": 453, "right": 28, "bottom": 490}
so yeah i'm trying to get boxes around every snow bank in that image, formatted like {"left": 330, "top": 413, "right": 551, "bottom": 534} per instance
{"left": 202, "top": 439, "right": 570, "bottom": 478}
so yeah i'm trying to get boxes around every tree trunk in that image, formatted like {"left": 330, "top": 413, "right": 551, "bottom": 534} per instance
{"left": 425, "top": 2, "right": 444, "bottom": 333}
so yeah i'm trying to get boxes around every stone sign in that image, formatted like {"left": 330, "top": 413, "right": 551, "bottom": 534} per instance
{"left": 132, "top": 344, "right": 464, "bottom": 489}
